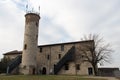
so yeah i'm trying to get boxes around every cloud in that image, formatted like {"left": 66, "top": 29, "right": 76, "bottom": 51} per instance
{"left": 0, "top": 0, "right": 24, "bottom": 57}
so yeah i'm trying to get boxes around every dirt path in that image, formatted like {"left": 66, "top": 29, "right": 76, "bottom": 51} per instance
{"left": 84, "top": 76, "right": 119, "bottom": 80}
{"left": 103, "top": 77, "right": 118, "bottom": 80}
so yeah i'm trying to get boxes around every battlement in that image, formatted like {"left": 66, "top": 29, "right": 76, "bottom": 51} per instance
{"left": 26, "top": 11, "right": 40, "bottom": 16}
{"left": 25, "top": 12, "right": 40, "bottom": 23}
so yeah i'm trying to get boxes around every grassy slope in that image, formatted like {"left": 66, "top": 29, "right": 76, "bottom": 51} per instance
{"left": 0, "top": 75, "right": 107, "bottom": 80}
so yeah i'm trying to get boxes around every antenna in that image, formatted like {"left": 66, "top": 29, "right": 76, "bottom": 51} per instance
{"left": 26, "top": 0, "right": 30, "bottom": 13}
{"left": 26, "top": 4, "right": 28, "bottom": 12}
{"left": 38, "top": 6, "right": 40, "bottom": 15}
{"left": 32, "top": 8, "right": 34, "bottom": 12}
{"left": 25, "top": 0, "right": 40, "bottom": 15}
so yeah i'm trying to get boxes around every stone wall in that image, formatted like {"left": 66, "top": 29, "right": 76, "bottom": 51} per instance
{"left": 37, "top": 40, "right": 94, "bottom": 75}
{"left": 3, "top": 40, "right": 94, "bottom": 75}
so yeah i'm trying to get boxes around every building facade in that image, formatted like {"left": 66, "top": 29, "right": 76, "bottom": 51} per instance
{"left": 3, "top": 12, "right": 94, "bottom": 75}
{"left": 37, "top": 40, "right": 94, "bottom": 75}
{"left": 4, "top": 40, "right": 94, "bottom": 75}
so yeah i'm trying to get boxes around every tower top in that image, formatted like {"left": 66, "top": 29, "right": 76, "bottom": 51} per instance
{"left": 25, "top": 12, "right": 40, "bottom": 19}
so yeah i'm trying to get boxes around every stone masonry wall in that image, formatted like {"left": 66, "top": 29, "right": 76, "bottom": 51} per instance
{"left": 37, "top": 41, "right": 94, "bottom": 75}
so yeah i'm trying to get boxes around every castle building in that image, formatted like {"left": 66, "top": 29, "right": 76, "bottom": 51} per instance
{"left": 4, "top": 11, "right": 95, "bottom": 75}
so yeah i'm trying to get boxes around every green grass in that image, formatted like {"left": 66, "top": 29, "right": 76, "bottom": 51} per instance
{"left": 0, "top": 75, "right": 107, "bottom": 80}
{"left": 116, "top": 77, "right": 120, "bottom": 80}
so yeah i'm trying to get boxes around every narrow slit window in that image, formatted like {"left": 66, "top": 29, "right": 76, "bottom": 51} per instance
{"left": 47, "top": 55, "right": 50, "bottom": 60}
{"left": 36, "top": 22, "right": 38, "bottom": 27}
{"left": 58, "top": 54, "right": 61, "bottom": 59}
{"left": 24, "top": 44, "right": 27, "bottom": 50}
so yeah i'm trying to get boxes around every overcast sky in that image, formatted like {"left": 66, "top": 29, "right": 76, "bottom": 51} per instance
{"left": 0, "top": 0, "right": 120, "bottom": 68}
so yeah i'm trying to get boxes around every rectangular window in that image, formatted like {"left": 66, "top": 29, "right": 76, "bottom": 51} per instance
{"left": 40, "top": 47, "right": 42, "bottom": 52}
{"left": 47, "top": 55, "right": 50, "bottom": 60}
{"left": 76, "top": 64, "right": 80, "bottom": 70}
{"left": 36, "top": 22, "right": 38, "bottom": 27}
{"left": 64, "top": 64, "right": 69, "bottom": 70}
{"left": 61, "top": 45, "right": 64, "bottom": 51}
{"left": 58, "top": 54, "right": 61, "bottom": 59}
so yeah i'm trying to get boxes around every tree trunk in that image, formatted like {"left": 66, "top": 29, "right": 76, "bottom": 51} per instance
{"left": 92, "top": 64, "right": 98, "bottom": 76}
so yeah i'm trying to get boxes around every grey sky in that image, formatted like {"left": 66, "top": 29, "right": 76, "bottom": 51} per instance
{"left": 0, "top": 0, "right": 120, "bottom": 68}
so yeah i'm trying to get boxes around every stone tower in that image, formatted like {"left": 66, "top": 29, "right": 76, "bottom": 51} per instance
{"left": 21, "top": 12, "right": 40, "bottom": 75}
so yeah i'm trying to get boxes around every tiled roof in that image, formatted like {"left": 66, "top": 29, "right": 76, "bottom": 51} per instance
{"left": 38, "top": 40, "right": 94, "bottom": 47}
{"left": 3, "top": 50, "right": 22, "bottom": 55}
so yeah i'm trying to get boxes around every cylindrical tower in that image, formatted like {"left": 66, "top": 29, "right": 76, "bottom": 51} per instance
{"left": 21, "top": 12, "right": 40, "bottom": 75}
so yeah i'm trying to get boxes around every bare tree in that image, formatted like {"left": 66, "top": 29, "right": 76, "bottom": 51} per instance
{"left": 80, "top": 34, "right": 113, "bottom": 76}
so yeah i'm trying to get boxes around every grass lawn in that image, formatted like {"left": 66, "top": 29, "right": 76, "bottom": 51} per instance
{"left": 0, "top": 75, "right": 107, "bottom": 80}
{"left": 117, "top": 77, "right": 120, "bottom": 80}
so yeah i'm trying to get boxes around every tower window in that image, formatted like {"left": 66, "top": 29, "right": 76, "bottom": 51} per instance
{"left": 58, "top": 54, "right": 61, "bottom": 59}
{"left": 76, "top": 64, "right": 80, "bottom": 70}
{"left": 36, "top": 35, "right": 38, "bottom": 40}
{"left": 61, "top": 45, "right": 64, "bottom": 51}
{"left": 40, "top": 47, "right": 42, "bottom": 52}
{"left": 36, "top": 22, "right": 38, "bottom": 27}
{"left": 64, "top": 64, "right": 69, "bottom": 70}
{"left": 24, "top": 44, "right": 27, "bottom": 50}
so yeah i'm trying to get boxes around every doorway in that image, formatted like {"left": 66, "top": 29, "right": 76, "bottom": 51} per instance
{"left": 42, "top": 67, "right": 46, "bottom": 74}
{"left": 32, "top": 68, "right": 35, "bottom": 75}
{"left": 88, "top": 67, "right": 93, "bottom": 75}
